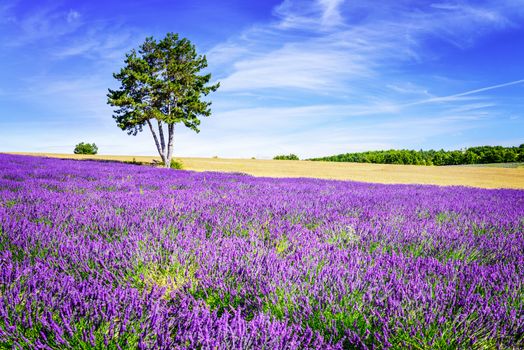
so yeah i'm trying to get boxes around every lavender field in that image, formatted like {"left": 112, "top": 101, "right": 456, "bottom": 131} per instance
{"left": 0, "top": 154, "right": 523, "bottom": 349}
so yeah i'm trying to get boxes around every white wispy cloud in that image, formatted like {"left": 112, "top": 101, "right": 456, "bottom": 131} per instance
{"left": 1, "top": 6, "right": 81, "bottom": 46}
{"left": 53, "top": 28, "right": 139, "bottom": 61}
{"left": 436, "top": 79, "right": 524, "bottom": 98}
{"left": 219, "top": 42, "right": 373, "bottom": 91}
{"left": 406, "top": 79, "right": 524, "bottom": 105}
{"left": 273, "top": 0, "right": 346, "bottom": 29}
{"left": 66, "top": 9, "right": 80, "bottom": 23}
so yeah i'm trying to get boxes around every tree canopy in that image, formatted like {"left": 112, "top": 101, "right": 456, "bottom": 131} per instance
{"left": 107, "top": 33, "right": 219, "bottom": 167}
{"left": 74, "top": 142, "right": 98, "bottom": 155}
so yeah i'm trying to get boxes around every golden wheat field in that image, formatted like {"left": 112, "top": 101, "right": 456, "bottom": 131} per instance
{"left": 8, "top": 152, "right": 524, "bottom": 189}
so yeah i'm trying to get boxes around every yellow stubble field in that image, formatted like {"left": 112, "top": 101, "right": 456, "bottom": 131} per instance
{"left": 9, "top": 152, "right": 524, "bottom": 189}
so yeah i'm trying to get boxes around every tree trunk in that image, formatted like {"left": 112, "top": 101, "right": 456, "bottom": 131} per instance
{"left": 157, "top": 120, "right": 169, "bottom": 168}
{"left": 147, "top": 119, "right": 166, "bottom": 164}
{"left": 166, "top": 123, "right": 175, "bottom": 167}
{"left": 157, "top": 120, "right": 166, "bottom": 158}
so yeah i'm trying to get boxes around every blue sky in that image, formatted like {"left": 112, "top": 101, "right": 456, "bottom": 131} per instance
{"left": 0, "top": 0, "right": 523, "bottom": 158}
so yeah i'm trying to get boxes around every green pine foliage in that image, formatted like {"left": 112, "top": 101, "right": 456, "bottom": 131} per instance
{"left": 107, "top": 33, "right": 219, "bottom": 135}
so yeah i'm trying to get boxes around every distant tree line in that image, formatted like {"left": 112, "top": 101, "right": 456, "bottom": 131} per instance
{"left": 309, "top": 145, "right": 524, "bottom": 165}
{"left": 274, "top": 154, "right": 300, "bottom": 160}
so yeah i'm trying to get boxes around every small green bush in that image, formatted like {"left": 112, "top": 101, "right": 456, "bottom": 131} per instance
{"left": 273, "top": 154, "right": 299, "bottom": 160}
{"left": 157, "top": 159, "right": 184, "bottom": 169}
{"left": 74, "top": 142, "right": 98, "bottom": 155}
{"left": 169, "top": 159, "right": 183, "bottom": 169}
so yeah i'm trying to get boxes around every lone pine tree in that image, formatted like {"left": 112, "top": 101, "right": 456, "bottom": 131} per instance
{"left": 108, "top": 33, "right": 219, "bottom": 167}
